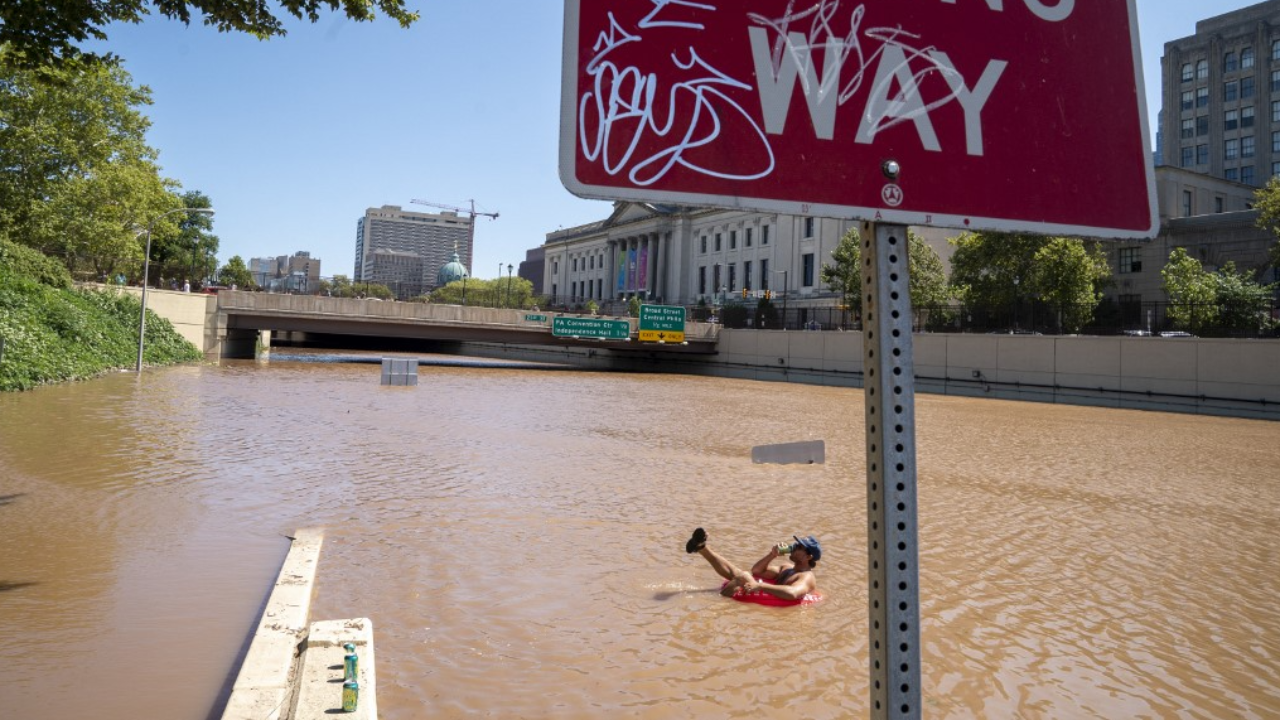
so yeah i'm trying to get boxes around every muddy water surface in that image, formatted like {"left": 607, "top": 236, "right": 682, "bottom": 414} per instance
{"left": 1, "top": 358, "right": 1278, "bottom": 718}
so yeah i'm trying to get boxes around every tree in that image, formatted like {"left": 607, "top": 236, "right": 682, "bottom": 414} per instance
{"left": 0, "top": 49, "right": 162, "bottom": 247}
{"left": 1161, "top": 247, "right": 1218, "bottom": 334}
{"left": 820, "top": 228, "right": 861, "bottom": 315}
{"left": 821, "top": 227, "right": 950, "bottom": 324}
{"left": 1212, "top": 261, "right": 1275, "bottom": 335}
{"left": 950, "top": 231, "right": 1110, "bottom": 332}
{"left": 27, "top": 159, "right": 181, "bottom": 281}
{"left": 1254, "top": 175, "right": 1280, "bottom": 239}
{"left": 949, "top": 231, "right": 1044, "bottom": 312}
{"left": 0, "top": 0, "right": 419, "bottom": 69}
{"left": 154, "top": 190, "right": 219, "bottom": 287}
{"left": 1030, "top": 238, "right": 1111, "bottom": 333}
{"left": 217, "top": 256, "right": 254, "bottom": 289}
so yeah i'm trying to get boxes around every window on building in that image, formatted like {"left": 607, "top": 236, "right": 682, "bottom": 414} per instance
{"left": 553, "top": 260, "right": 559, "bottom": 274}
{"left": 803, "top": 217, "right": 815, "bottom": 238}
{"left": 743, "top": 260, "right": 752, "bottom": 291}
{"left": 1274, "top": 40, "right": 1280, "bottom": 61}
{"left": 729, "top": 230, "right": 737, "bottom": 250}
{"left": 1274, "top": 161, "right": 1280, "bottom": 177}
{"left": 1225, "top": 109, "right": 1239, "bottom": 131}
{"left": 1226, "top": 138, "right": 1240, "bottom": 160}
{"left": 761, "top": 258, "right": 770, "bottom": 290}
{"left": 1242, "top": 47, "right": 1255, "bottom": 69}
{"left": 1180, "top": 90, "right": 1194, "bottom": 111}
{"left": 712, "top": 263, "right": 721, "bottom": 291}
{"left": 1225, "top": 81, "right": 1239, "bottom": 102}
{"left": 1119, "top": 246, "right": 1142, "bottom": 273}
{"left": 1181, "top": 117, "right": 1195, "bottom": 138}
{"left": 1182, "top": 190, "right": 1193, "bottom": 217}
{"left": 1181, "top": 63, "right": 1193, "bottom": 82}
{"left": 1181, "top": 146, "right": 1194, "bottom": 167}
{"left": 1197, "top": 59, "right": 1209, "bottom": 80}
{"left": 745, "top": 228, "right": 753, "bottom": 247}
{"left": 698, "top": 266, "right": 706, "bottom": 294}
{"left": 1197, "top": 144, "right": 1209, "bottom": 165}
{"left": 728, "top": 263, "right": 736, "bottom": 292}
{"left": 1273, "top": 132, "right": 1280, "bottom": 153}
{"left": 1242, "top": 165, "right": 1256, "bottom": 185}
{"left": 1242, "top": 77, "right": 1255, "bottom": 98}
{"left": 1243, "top": 135, "right": 1256, "bottom": 158}
{"left": 1243, "top": 106, "right": 1255, "bottom": 128}
{"left": 1226, "top": 167, "right": 1240, "bottom": 181}
{"left": 715, "top": 233, "right": 722, "bottom": 251}
{"left": 802, "top": 253, "right": 815, "bottom": 287}
{"left": 572, "top": 258, "right": 578, "bottom": 272}
{"left": 700, "top": 235, "right": 707, "bottom": 253}
{"left": 1197, "top": 115, "right": 1209, "bottom": 136}
{"left": 1272, "top": 70, "right": 1280, "bottom": 92}
{"left": 1215, "top": 196, "right": 1225, "bottom": 213}
{"left": 761, "top": 225, "right": 770, "bottom": 245}
{"left": 1225, "top": 51, "right": 1238, "bottom": 72}
{"left": 1197, "top": 86, "right": 1209, "bottom": 107}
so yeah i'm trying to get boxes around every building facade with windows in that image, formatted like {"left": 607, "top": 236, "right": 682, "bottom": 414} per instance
{"left": 1161, "top": 0, "right": 1280, "bottom": 186}
{"left": 354, "top": 205, "right": 473, "bottom": 298}
{"left": 540, "top": 202, "right": 875, "bottom": 311}
{"left": 250, "top": 251, "right": 322, "bottom": 293}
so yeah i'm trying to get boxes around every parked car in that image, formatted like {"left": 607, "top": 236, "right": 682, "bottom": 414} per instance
{"left": 1159, "top": 331, "right": 1196, "bottom": 338}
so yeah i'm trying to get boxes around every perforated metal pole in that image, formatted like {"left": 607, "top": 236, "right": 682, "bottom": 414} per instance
{"left": 862, "top": 222, "right": 922, "bottom": 720}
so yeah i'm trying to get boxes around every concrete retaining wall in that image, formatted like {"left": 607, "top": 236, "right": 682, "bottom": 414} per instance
{"left": 706, "top": 330, "right": 1280, "bottom": 420}
{"left": 456, "top": 331, "right": 1280, "bottom": 421}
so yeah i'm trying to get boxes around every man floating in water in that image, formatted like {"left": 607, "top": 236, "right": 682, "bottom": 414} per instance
{"left": 685, "top": 527, "right": 821, "bottom": 603}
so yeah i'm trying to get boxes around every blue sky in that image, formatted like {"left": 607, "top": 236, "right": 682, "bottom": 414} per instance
{"left": 92, "top": 0, "right": 1256, "bottom": 279}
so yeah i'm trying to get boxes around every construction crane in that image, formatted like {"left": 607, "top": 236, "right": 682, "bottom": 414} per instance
{"left": 410, "top": 199, "right": 499, "bottom": 277}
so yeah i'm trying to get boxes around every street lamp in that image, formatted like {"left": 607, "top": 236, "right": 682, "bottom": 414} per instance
{"left": 137, "top": 207, "right": 215, "bottom": 372}
{"left": 773, "top": 269, "right": 789, "bottom": 330}
{"left": 506, "top": 263, "right": 514, "bottom": 308}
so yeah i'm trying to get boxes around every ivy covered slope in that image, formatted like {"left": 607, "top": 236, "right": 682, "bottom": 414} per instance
{"left": 0, "top": 239, "right": 201, "bottom": 392}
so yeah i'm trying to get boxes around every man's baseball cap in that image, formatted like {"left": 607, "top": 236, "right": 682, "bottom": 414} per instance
{"left": 793, "top": 535, "right": 822, "bottom": 561}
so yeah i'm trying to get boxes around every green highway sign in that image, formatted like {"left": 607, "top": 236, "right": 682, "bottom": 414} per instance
{"left": 524, "top": 314, "right": 548, "bottom": 323}
{"left": 551, "top": 316, "right": 631, "bottom": 340}
{"left": 639, "top": 304, "right": 686, "bottom": 343}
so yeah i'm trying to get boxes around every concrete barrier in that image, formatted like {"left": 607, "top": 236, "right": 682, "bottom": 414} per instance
{"left": 221, "top": 528, "right": 324, "bottom": 720}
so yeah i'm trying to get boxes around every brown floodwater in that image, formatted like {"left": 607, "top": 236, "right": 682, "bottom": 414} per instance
{"left": 1, "top": 355, "right": 1278, "bottom": 719}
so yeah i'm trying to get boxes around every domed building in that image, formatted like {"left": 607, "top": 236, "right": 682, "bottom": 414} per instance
{"left": 436, "top": 251, "right": 469, "bottom": 287}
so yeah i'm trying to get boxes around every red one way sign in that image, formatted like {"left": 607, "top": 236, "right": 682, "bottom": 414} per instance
{"left": 559, "top": 0, "right": 1157, "bottom": 239}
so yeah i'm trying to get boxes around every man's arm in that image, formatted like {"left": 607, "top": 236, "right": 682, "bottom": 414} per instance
{"left": 750, "top": 546, "right": 784, "bottom": 579}
{"left": 743, "top": 571, "right": 816, "bottom": 600}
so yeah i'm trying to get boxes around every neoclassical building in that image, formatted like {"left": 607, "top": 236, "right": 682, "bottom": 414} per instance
{"left": 540, "top": 203, "right": 857, "bottom": 310}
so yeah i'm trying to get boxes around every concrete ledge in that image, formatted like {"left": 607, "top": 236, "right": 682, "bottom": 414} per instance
{"left": 291, "top": 618, "right": 378, "bottom": 719}
{"left": 221, "top": 528, "right": 324, "bottom": 720}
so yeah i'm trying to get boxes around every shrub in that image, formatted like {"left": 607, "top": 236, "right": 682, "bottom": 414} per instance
{"left": 0, "top": 238, "right": 72, "bottom": 289}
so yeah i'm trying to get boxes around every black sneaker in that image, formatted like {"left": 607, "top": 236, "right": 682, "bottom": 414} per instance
{"left": 685, "top": 527, "right": 706, "bottom": 554}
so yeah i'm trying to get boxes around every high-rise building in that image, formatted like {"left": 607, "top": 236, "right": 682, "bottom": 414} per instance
{"left": 354, "top": 205, "right": 473, "bottom": 298}
{"left": 1161, "top": 0, "right": 1280, "bottom": 187}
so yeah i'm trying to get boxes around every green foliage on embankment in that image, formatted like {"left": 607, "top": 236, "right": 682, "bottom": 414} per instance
{"left": 0, "top": 238, "right": 201, "bottom": 391}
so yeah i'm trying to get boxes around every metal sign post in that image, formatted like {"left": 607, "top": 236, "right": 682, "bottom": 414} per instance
{"left": 862, "top": 222, "right": 921, "bottom": 719}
